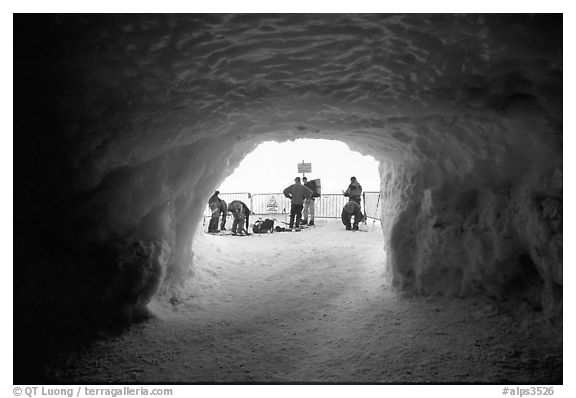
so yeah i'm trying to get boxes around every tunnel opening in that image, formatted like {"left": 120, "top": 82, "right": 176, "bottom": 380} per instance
{"left": 199, "top": 137, "right": 382, "bottom": 232}
{"left": 161, "top": 137, "right": 388, "bottom": 309}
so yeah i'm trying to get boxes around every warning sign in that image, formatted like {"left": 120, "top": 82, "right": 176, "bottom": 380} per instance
{"left": 266, "top": 195, "right": 278, "bottom": 213}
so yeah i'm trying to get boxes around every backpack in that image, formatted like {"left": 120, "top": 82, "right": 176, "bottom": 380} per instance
{"left": 305, "top": 179, "right": 321, "bottom": 198}
{"left": 253, "top": 218, "right": 275, "bottom": 233}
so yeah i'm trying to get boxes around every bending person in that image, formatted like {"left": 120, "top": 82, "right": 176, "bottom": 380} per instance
{"left": 227, "top": 200, "right": 250, "bottom": 236}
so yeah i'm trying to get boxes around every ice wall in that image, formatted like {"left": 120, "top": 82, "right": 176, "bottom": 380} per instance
{"left": 15, "top": 14, "right": 562, "bottom": 332}
{"left": 379, "top": 116, "right": 562, "bottom": 319}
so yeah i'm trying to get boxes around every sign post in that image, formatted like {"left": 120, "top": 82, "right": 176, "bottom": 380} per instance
{"left": 297, "top": 161, "right": 312, "bottom": 178}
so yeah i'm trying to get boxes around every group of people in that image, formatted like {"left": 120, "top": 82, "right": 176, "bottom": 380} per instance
{"left": 207, "top": 191, "right": 250, "bottom": 236}
{"left": 283, "top": 175, "right": 363, "bottom": 231}
{"left": 208, "top": 175, "right": 364, "bottom": 235}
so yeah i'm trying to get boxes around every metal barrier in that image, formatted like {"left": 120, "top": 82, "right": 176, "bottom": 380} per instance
{"left": 251, "top": 193, "right": 292, "bottom": 215}
{"left": 205, "top": 191, "right": 381, "bottom": 220}
{"left": 314, "top": 194, "right": 349, "bottom": 218}
{"left": 252, "top": 193, "right": 349, "bottom": 218}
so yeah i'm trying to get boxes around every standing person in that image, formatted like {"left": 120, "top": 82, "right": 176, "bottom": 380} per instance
{"left": 341, "top": 199, "right": 363, "bottom": 231}
{"left": 227, "top": 200, "right": 250, "bottom": 236}
{"left": 283, "top": 177, "right": 313, "bottom": 231}
{"left": 207, "top": 191, "right": 221, "bottom": 233}
{"left": 343, "top": 176, "right": 362, "bottom": 204}
{"left": 301, "top": 177, "right": 317, "bottom": 226}
{"left": 218, "top": 198, "right": 228, "bottom": 231}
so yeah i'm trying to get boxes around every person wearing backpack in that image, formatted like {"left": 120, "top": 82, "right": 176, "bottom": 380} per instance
{"left": 343, "top": 176, "right": 362, "bottom": 204}
{"left": 341, "top": 199, "right": 363, "bottom": 230}
{"left": 227, "top": 200, "right": 250, "bottom": 235}
{"left": 301, "top": 177, "right": 317, "bottom": 226}
{"left": 283, "top": 177, "right": 313, "bottom": 231}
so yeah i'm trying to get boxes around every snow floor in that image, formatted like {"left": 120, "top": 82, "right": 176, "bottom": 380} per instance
{"left": 45, "top": 218, "right": 561, "bottom": 383}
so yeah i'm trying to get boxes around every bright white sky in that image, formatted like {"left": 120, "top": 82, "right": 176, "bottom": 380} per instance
{"left": 219, "top": 139, "right": 381, "bottom": 194}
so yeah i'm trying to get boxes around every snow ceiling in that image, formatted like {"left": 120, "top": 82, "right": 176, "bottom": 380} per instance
{"left": 16, "top": 14, "right": 562, "bottom": 322}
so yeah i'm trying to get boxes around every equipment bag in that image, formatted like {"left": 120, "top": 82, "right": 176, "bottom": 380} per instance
{"left": 253, "top": 218, "right": 275, "bottom": 233}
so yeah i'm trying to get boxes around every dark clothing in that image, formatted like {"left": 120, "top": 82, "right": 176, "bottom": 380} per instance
{"left": 284, "top": 181, "right": 312, "bottom": 229}
{"left": 228, "top": 200, "right": 250, "bottom": 234}
{"left": 242, "top": 203, "right": 250, "bottom": 230}
{"left": 342, "top": 200, "right": 363, "bottom": 230}
{"left": 289, "top": 203, "right": 304, "bottom": 229}
{"left": 208, "top": 196, "right": 221, "bottom": 233}
{"left": 304, "top": 180, "right": 319, "bottom": 198}
{"left": 344, "top": 181, "right": 362, "bottom": 204}
{"left": 208, "top": 197, "right": 228, "bottom": 232}
{"left": 208, "top": 193, "right": 220, "bottom": 207}
{"left": 231, "top": 211, "right": 245, "bottom": 234}
{"left": 208, "top": 216, "right": 220, "bottom": 232}
{"left": 283, "top": 182, "right": 313, "bottom": 205}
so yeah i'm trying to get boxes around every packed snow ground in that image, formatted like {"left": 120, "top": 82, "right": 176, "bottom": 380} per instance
{"left": 45, "top": 219, "right": 561, "bottom": 383}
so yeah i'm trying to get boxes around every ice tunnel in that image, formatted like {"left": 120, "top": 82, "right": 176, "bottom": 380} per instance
{"left": 15, "top": 14, "right": 562, "bottom": 361}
